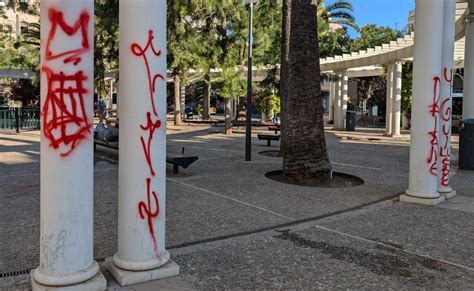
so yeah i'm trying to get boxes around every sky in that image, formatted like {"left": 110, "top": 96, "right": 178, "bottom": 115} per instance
{"left": 326, "top": 0, "right": 415, "bottom": 38}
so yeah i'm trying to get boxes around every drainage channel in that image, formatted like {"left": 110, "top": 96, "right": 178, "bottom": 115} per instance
{"left": 0, "top": 193, "right": 400, "bottom": 279}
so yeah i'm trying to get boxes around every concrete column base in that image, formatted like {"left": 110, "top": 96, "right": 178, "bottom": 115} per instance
{"left": 105, "top": 257, "right": 180, "bottom": 287}
{"left": 399, "top": 194, "right": 445, "bottom": 205}
{"left": 440, "top": 190, "right": 457, "bottom": 200}
{"left": 31, "top": 270, "right": 106, "bottom": 291}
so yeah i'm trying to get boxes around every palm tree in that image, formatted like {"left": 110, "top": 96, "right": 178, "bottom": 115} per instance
{"left": 317, "top": 0, "right": 359, "bottom": 33}
{"left": 283, "top": 0, "right": 331, "bottom": 182}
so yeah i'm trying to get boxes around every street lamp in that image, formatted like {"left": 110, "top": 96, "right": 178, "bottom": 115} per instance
{"left": 244, "top": 0, "right": 257, "bottom": 161}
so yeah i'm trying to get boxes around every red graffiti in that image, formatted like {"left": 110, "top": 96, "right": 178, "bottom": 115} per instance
{"left": 42, "top": 68, "right": 90, "bottom": 157}
{"left": 132, "top": 30, "right": 164, "bottom": 255}
{"left": 439, "top": 68, "right": 453, "bottom": 187}
{"left": 427, "top": 76, "right": 440, "bottom": 176}
{"left": 138, "top": 178, "right": 160, "bottom": 255}
{"left": 45, "top": 8, "right": 90, "bottom": 65}
{"left": 140, "top": 112, "right": 162, "bottom": 177}
{"left": 42, "top": 8, "right": 91, "bottom": 157}
{"left": 131, "top": 30, "right": 164, "bottom": 116}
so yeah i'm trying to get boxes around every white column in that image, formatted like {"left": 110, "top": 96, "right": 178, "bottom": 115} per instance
{"left": 328, "top": 79, "right": 335, "bottom": 122}
{"left": 438, "top": 0, "right": 456, "bottom": 197}
{"left": 340, "top": 71, "right": 349, "bottom": 130}
{"left": 180, "top": 85, "right": 186, "bottom": 119}
{"left": 385, "top": 63, "right": 394, "bottom": 136}
{"left": 403, "top": 0, "right": 445, "bottom": 204}
{"left": 392, "top": 61, "right": 403, "bottom": 136}
{"left": 463, "top": 3, "right": 474, "bottom": 118}
{"left": 334, "top": 73, "right": 342, "bottom": 129}
{"left": 108, "top": 0, "right": 179, "bottom": 286}
{"left": 33, "top": 0, "right": 105, "bottom": 288}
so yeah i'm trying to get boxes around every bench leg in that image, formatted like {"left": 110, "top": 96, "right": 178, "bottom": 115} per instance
{"left": 173, "top": 164, "right": 179, "bottom": 174}
{"left": 267, "top": 140, "right": 271, "bottom": 146}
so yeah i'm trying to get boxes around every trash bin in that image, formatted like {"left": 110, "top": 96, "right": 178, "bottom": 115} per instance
{"left": 459, "top": 119, "right": 474, "bottom": 170}
{"left": 346, "top": 112, "right": 357, "bottom": 131}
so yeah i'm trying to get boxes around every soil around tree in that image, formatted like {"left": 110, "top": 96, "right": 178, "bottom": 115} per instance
{"left": 265, "top": 170, "right": 364, "bottom": 188}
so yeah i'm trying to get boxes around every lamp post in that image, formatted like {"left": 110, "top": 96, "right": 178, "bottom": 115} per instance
{"left": 245, "top": 0, "right": 256, "bottom": 161}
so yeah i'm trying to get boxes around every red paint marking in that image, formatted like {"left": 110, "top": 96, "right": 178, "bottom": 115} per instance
{"left": 133, "top": 29, "right": 165, "bottom": 255}
{"left": 439, "top": 67, "right": 453, "bottom": 187}
{"left": 138, "top": 178, "right": 160, "bottom": 254}
{"left": 42, "top": 67, "right": 91, "bottom": 157}
{"left": 427, "top": 76, "right": 441, "bottom": 177}
{"left": 443, "top": 67, "right": 453, "bottom": 83}
{"left": 131, "top": 30, "right": 164, "bottom": 116}
{"left": 139, "top": 112, "right": 162, "bottom": 176}
{"left": 45, "top": 8, "right": 90, "bottom": 65}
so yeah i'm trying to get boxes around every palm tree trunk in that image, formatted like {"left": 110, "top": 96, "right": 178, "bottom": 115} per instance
{"left": 203, "top": 76, "right": 211, "bottom": 120}
{"left": 283, "top": 0, "right": 331, "bottom": 182}
{"left": 173, "top": 73, "right": 182, "bottom": 126}
{"left": 279, "top": 0, "right": 291, "bottom": 157}
{"left": 225, "top": 98, "right": 233, "bottom": 135}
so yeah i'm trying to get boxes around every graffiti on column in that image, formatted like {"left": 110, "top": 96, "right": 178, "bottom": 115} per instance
{"left": 439, "top": 68, "right": 453, "bottom": 186}
{"left": 131, "top": 30, "right": 164, "bottom": 255}
{"left": 42, "top": 8, "right": 91, "bottom": 157}
{"left": 427, "top": 76, "right": 440, "bottom": 176}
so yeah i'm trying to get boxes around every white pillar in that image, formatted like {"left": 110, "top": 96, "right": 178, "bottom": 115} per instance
{"left": 180, "top": 85, "right": 186, "bottom": 119}
{"left": 340, "top": 71, "right": 349, "bottom": 130}
{"left": 328, "top": 79, "right": 335, "bottom": 122}
{"left": 334, "top": 73, "right": 342, "bottom": 129}
{"left": 33, "top": 0, "right": 106, "bottom": 289}
{"left": 107, "top": 0, "right": 179, "bottom": 286}
{"left": 438, "top": 0, "right": 456, "bottom": 197}
{"left": 385, "top": 63, "right": 394, "bottom": 136}
{"left": 463, "top": 2, "right": 474, "bottom": 118}
{"left": 403, "top": 0, "right": 445, "bottom": 204}
{"left": 392, "top": 61, "right": 403, "bottom": 136}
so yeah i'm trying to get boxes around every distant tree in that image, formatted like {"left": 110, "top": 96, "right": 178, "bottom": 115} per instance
{"left": 350, "top": 24, "right": 403, "bottom": 52}
{"left": 9, "top": 78, "right": 40, "bottom": 107}
{"left": 318, "top": 27, "right": 351, "bottom": 58}
{"left": 95, "top": 0, "right": 119, "bottom": 96}
{"left": 317, "top": 0, "right": 359, "bottom": 33}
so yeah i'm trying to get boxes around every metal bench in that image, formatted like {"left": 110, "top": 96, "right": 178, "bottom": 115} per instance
{"left": 257, "top": 134, "right": 281, "bottom": 146}
{"left": 166, "top": 156, "right": 198, "bottom": 174}
{"left": 268, "top": 125, "right": 281, "bottom": 134}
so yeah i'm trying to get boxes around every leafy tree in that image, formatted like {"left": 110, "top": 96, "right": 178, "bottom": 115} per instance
{"left": 350, "top": 24, "right": 403, "bottom": 52}
{"left": 318, "top": 27, "right": 351, "bottom": 58}
{"left": 317, "top": 0, "right": 359, "bottom": 33}
{"left": 401, "top": 61, "right": 413, "bottom": 119}
{"left": 9, "top": 78, "right": 40, "bottom": 107}
{"left": 94, "top": 0, "right": 119, "bottom": 96}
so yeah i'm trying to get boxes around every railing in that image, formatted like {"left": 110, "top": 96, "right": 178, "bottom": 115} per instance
{"left": 0, "top": 107, "right": 41, "bottom": 132}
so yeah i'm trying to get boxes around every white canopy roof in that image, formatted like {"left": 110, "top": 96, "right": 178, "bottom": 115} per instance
{"left": 320, "top": 1, "right": 469, "bottom": 73}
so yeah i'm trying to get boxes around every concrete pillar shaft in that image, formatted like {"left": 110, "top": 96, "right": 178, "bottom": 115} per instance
{"left": 463, "top": 12, "right": 474, "bottom": 118}
{"left": 406, "top": 0, "right": 445, "bottom": 200}
{"left": 34, "top": 0, "right": 101, "bottom": 287}
{"left": 340, "top": 72, "right": 349, "bottom": 129}
{"left": 114, "top": 0, "right": 170, "bottom": 271}
{"left": 438, "top": 0, "right": 456, "bottom": 194}
{"left": 334, "top": 74, "right": 342, "bottom": 129}
{"left": 328, "top": 79, "right": 335, "bottom": 122}
{"left": 392, "top": 62, "right": 402, "bottom": 136}
{"left": 385, "top": 63, "right": 394, "bottom": 136}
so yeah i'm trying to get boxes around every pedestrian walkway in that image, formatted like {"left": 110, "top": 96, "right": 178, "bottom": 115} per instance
{"left": 0, "top": 126, "right": 473, "bottom": 289}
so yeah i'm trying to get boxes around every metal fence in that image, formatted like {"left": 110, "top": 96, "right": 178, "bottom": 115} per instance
{"left": 0, "top": 107, "right": 40, "bottom": 132}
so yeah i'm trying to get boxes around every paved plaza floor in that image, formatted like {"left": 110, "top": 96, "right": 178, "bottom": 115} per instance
{"left": 0, "top": 124, "right": 473, "bottom": 289}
